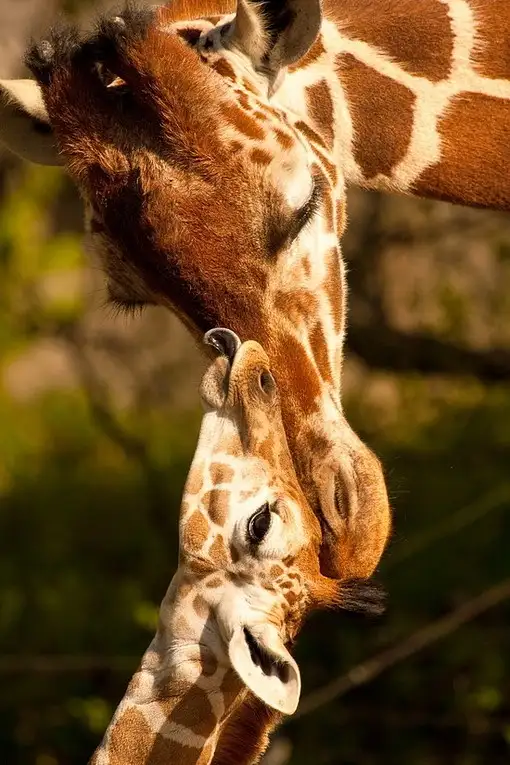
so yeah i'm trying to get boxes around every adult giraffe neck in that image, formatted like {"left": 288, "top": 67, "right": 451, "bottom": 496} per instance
{"left": 290, "top": 0, "right": 510, "bottom": 211}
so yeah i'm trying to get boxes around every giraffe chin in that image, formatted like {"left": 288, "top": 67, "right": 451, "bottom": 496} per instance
{"left": 227, "top": 623, "right": 301, "bottom": 716}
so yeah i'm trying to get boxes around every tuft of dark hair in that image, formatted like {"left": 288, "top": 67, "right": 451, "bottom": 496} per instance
{"left": 25, "top": 24, "right": 81, "bottom": 86}
{"left": 340, "top": 578, "right": 387, "bottom": 617}
{"left": 91, "top": 2, "right": 157, "bottom": 59}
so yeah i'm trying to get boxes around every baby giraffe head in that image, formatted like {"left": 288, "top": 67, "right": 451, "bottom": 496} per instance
{"left": 175, "top": 328, "right": 384, "bottom": 715}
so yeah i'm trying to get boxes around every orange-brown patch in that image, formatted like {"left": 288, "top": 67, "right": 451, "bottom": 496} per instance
{"left": 242, "top": 77, "right": 259, "bottom": 95}
{"left": 321, "top": 190, "right": 335, "bottom": 232}
{"left": 237, "top": 90, "right": 252, "bottom": 111}
{"left": 229, "top": 139, "right": 244, "bottom": 153}
{"left": 273, "top": 333, "right": 321, "bottom": 413}
{"left": 327, "top": 0, "right": 453, "bottom": 81}
{"left": 284, "top": 590, "right": 299, "bottom": 606}
{"left": 250, "top": 148, "right": 273, "bottom": 166}
{"left": 202, "top": 488, "right": 230, "bottom": 526}
{"left": 178, "top": 578, "right": 194, "bottom": 598}
{"left": 471, "top": 4, "right": 510, "bottom": 79}
{"left": 183, "top": 510, "right": 209, "bottom": 554}
{"left": 295, "top": 119, "right": 328, "bottom": 150}
{"left": 270, "top": 564, "right": 285, "bottom": 578}
{"left": 274, "top": 128, "right": 294, "bottom": 150}
{"left": 314, "top": 154, "right": 338, "bottom": 188}
{"left": 211, "top": 58, "right": 237, "bottom": 82}
{"left": 310, "top": 323, "right": 333, "bottom": 385}
{"left": 324, "top": 248, "right": 344, "bottom": 335}
{"left": 337, "top": 54, "right": 415, "bottom": 179}
{"left": 336, "top": 198, "right": 347, "bottom": 235}
{"left": 188, "top": 558, "right": 214, "bottom": 575}
{"left": 415, "top": 92, "right": 510, "bottom": 210}
{"left": 306, "top": 79, "right": 335, "bottom": 150}
{"left": 166, "top": 685, "right": 216, "bottom": 738}
{"left": 209, "top": 462, "right": 235, "bottom": 485}
{"left": 209, "top": 534, "right": 229, "bottom": 566}
{"left": 221, "top": 103, "right": 266, "bottom": 140}
{"left": 258, "top": 103, "right": 281, "bottom": 119}
{"left": 173, "top": 615, "right": 192, "bottom": 640}
{"left": 104, "top": 707, "right": 154, "bottom": 765}
{"left": 193, "top": 594, "right": 209, "bottom": 619}
{"left": 259, "top": 435, "right": 275, "bottom": 464}
{"left": 206, "top": 575, "right": 223, "bottom": 588}
{"left": 252, "top": 110, "right": 269, "bottom": 122}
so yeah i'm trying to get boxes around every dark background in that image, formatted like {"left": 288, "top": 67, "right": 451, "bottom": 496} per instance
{"left": 0, "top": 2, "right": 509, "bottom": 763}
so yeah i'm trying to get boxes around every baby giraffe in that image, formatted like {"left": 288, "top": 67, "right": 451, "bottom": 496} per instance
{"left": 91, "top": 328, "right": 383, "bottom": 765}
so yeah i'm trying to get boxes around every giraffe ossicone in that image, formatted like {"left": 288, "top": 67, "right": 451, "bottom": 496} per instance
{"left": 90, "top": 327, "right": 385, "bottom": 764}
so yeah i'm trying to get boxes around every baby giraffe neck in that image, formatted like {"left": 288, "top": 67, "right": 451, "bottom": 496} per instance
{"left": 89, "top": 576, "right": 245, "bottom": 765}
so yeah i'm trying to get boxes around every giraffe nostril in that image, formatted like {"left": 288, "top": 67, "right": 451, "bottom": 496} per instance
{"left": 258, "top": 369, "right": 276, "bottom": 397}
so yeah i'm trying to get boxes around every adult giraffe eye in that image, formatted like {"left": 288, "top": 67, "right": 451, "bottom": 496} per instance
{"left": 248, "top": 504, "right": 272, "bottom": 544}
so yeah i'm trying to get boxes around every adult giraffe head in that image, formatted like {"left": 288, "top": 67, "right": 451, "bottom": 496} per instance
{"left": 90, "top": 328, "right": 385, "bottom": 765}
{"left": 0, "top": 0, "right": 392, "bottom": 581}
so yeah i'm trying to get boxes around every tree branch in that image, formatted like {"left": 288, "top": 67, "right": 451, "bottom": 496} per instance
{"left": 347, "top": 323, "right": 510, "bottom": 383}
{"left": 0, "top": 655, "right": 138, "bottom": 673}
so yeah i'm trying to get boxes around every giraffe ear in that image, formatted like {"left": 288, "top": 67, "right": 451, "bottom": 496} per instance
{"left": 229, "top": 0, "right": 322, "bottom": 73}
{"left": 0, "top": 79, "right": 62, "bottom": 166}
{"left": 228, "top": 624, "right": 301, "bottom": 715}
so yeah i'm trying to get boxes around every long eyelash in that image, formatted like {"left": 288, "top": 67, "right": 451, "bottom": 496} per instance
{"left": 104, "top": 296, "right": 147, "bottom": 319}
{"left": 292, "top": 176, "right": 324, "bottom": 239}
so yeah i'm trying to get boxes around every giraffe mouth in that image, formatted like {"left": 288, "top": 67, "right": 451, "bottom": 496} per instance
{"left": 243, "top": 627, "right": 291, "bottom": 683}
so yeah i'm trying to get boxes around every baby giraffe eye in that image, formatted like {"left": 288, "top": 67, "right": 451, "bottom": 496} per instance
{"left": 247, "top": 503, "right": 272, "bottom": 544}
